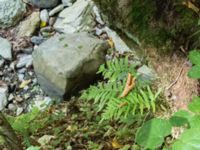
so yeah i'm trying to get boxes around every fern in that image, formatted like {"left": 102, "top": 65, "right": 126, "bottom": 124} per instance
{"left": 97, "top": 57, "right": 137, "bottom": 81}
{"left": 81, "top": 57, "right": 160, "bottom": 121}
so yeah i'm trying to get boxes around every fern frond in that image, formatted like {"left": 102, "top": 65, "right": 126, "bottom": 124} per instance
{"left": 81, "top": 57, "right": 160, "bottom": 122}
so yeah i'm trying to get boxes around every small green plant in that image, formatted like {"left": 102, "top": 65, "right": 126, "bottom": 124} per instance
{"left": 135, "top": 96, "right": 200, "bottom": 150}
{"left": 6, "top": 107, "right": 65, "bottom": 147}
{"left": 135, "top": 50, "right": 200, "bottom": 149}
{"left": 81, "top": 57, "right": 160, "bottom": 122}
{"left": 188, "top": 50, "right": 200, "bottom": 79}
{"left": 7, "top": 108, "right": 45, "bottom": 146}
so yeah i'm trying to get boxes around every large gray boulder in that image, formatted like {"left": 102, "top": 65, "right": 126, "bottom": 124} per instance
{"left": 33, "top": 32, "right": 109, "bottom": 98}
{"left": 54, "top": 0, "right": 95, "bottom": 33}
{"left": 27, "top": 0, "right": 60, "bottom": 8}
{"left": 0, "top": 0, "right": 26, "bottom": 28}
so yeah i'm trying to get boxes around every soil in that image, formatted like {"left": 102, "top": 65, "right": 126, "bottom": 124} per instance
{"left": 145, "top": 47, "right": 199, "bottom": 113}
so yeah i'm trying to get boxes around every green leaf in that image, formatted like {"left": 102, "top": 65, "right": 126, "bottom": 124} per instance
{"left": 188, "top": 96, "right": 200, "bottom": 113}
{"left": 172, "top": 128, "right": 200, "bottom": 150}
{"left": 26, "top": 146, "right": 40, "bottom": 150}
{"left": 189, "top": 50, "right": 200, "bottom": 65}
{"left": 136, "top": 118, "right": 172, "bottom": 149}
{"left": 189, "top": 115, "right": 200, "bottom": 128}
{"left": 188, "top": 65, "right": 200, "bottom": 79}
{"left": 198, "top": 19, "right": 200, "bottom": 25}
{"left": 169, "top": 110, "right": 191, "bottom": 127}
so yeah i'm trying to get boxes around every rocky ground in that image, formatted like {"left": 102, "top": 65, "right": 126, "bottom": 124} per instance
{"left": 0, "top": 0, "right": 138, "bottom": 116}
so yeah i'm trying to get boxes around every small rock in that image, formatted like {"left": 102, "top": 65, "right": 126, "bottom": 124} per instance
{"left": 23, "top": 48, "right": 33, "bottom": 54}
{"left": 0, "top": 37, "right": 12, "bottom": 60}
{"left": 17, "top": 11, "right": 40, "bottom": 37}
{"left": 40, "top": 9, "right": 49, "bottom": 23}
{"left": 8, "top": 94, "right": 14, "bottom": 102}
{"left": 32, "top": 78, "right": 37, "bottom": 84}
{"left": 16, "top": 55, "right": 33, "bottom": 68}
{"left": 9, "top": 62, "right": 15, "bottom": 70}
{"left": 18, "top": 74, "right": 24, "bottom": 81}
{"left": 40, "top": 26, "right": 54, "bottom": 33}
{"left": 24, "top": 86, "right": 29, "bottom": 91}
{"left": 102, "top": 27, "right": 131, "bottom": 53}
{"left": 8, "top": 103, "right": 17, "bottom": 111}
{"left": 137, "top": 65, "right": 157, "bottom": 82}
{"left": 31, "top": 36, "right": 46, "bottom": 45}
{"left": 62, "top": 0, "right": 73, "bottom": 7}
{"left": 27, "top": 0, "right": 60, "bottom": 8}
{"left": 49, "top": 4, "right": 64, "bottom": 17}
{"left": 0, "top": 58, "right": 5, "bottom": 68}
{"left": 15, "top": 96, "right": 24, "bottom": 103}
{"left": 16, "top": 107, "right": 23, "bottom": 115}
{"left": 93, "top": 5, "right": 105, "bottom": 25}
{"left": 24, "top": 94, "right": 30, "bottom": 99}
{"left": 95, "top": 27, "right": 103, "bottom": 36}
{"left": 18, "top": 68, "right": 26, "bottom": 74}
{"left": 49, "top": 17, "right": 56, "bottom": 26}
{"left": 0, "top": 84, "right": 8, "bottom": 111}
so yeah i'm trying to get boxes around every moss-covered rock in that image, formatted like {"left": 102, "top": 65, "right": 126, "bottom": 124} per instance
{"left": 94, "top": 0, "right": 200, "bottom": 51}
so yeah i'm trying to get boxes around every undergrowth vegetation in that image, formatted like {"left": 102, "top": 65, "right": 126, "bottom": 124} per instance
{"left": 135, "top": 50, "right": 200, "bottom": 150}
{"left": 81, "top": 57, "right": 161, "bottom": 122}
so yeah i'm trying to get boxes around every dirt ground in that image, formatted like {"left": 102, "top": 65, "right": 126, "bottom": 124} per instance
{"left": 145, "top": 48, "right": 199, "bottom": 113}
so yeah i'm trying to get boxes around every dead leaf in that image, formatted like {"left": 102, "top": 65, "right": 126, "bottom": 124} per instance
{"left": 19, "top": 79, "right": 31, "bottom": 88}
{"left": 38, "top": 135, "right": 55, "bottom": 147}
{"left": 120, "top": 73, "right": 136, "bottom": 98}
{"left": 118, "top": 102, "right": 128, "bottom": 108}
{"left": 112, "top": 138, "right": 123, "bottom": 149}
{"left": 107, "top": 38, "right": 115, "bottom": 48}
{"left": 183, "top": 1, "right": 199, "bottom": 14}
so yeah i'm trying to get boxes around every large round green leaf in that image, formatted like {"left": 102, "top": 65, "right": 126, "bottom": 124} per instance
{"left": 172, "top": 128, "right": 200, "bottom": 150}
{"left": 170, "top": 110, "right": 191, "bottom": 127}
{"left": 189, "top": 115, "right": 200, "bottom": 128}
{"left": 188, "top": 65, "right": 200, "bottom": 79}
{"left": 136, "top": 118, "right": 172, "bottom": 149}
{"left": 189, "top": 51, "right": 200, "bottom": 65}
{"left": 188, "top": 96, "right": 200, "bottom": 114}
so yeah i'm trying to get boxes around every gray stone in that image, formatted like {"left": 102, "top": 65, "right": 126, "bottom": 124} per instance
{"left": 23, "top": 48, "right": 33, "bottom": 54}
{"left": 8, "top": 103, "right": 17, "bottom": 111}
{"left": 40, "top": 9, "right": 49, "bottom": 23}
{"left": 18, "top": 74, "right": 25, "bottom": 81}
{"left": 0, "top": 85, "right": 8, "bottom": 111}
{"left": 62, "top": 0, "right": 73, "bottom": 7}
{"left": 137, "top": 65, "right": 157, "bottom": 82}
{"left": 16, "top": 107, "right": 23, "bottom": 116}
{"left": 8, "top": 94, "right": 14, "bottom": 102}
{"left": 49, "top": 17, "right": 57, "bottom": 26}
{"left": 33, "top": 32, "right": 109, "bottom": 98}
{"left": 16, "top": 55, "right": 33, "bottom": 68}
{"left": 49, "top": 4, "right": 64, "bottom": 17}
{"left": 54, "top": 0, "right": 95, "bottom": 34}
{"left": 18, "top": 68, "right": 26, "bottom": 74}
{"left": 0, "top": 37, "right": 12, "bottom": 60}
{"left": 31, "top": 36, "right": 46, "bottom": 45}
{"left": 0, "top": 0, "right": 26, "bottom": 28}
{"left": 9, "top": 62, "right": 15, "bottom": 70}
{"left": 27, "top": 0, "right": 60, "bottom": 8}
{"left": 0, "top": 59, "right": 5, "bottom": 68}
{"left": 93, "top": 5, "right": 104, "bottom": 25}
{"left": 102, "top": 27, "right": 131, "bottom": 53}
{"left": 17, "top": 11, "right": 40, "bottom": 37}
